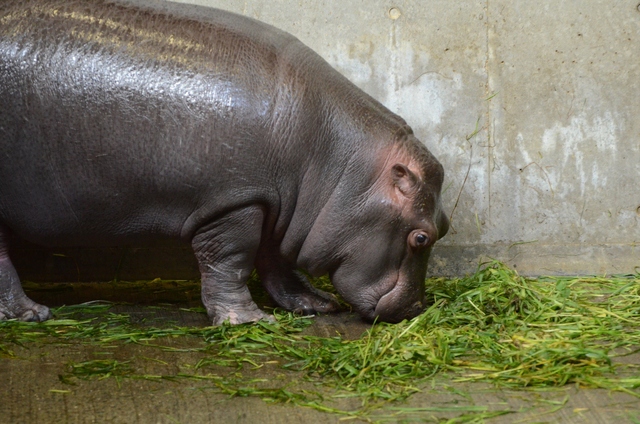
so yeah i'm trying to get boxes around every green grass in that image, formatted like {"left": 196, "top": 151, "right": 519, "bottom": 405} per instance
{"left": 2, "top": 261, "right": 640, "bottom": 421}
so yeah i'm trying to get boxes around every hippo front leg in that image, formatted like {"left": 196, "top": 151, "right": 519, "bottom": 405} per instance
{"left": 0, "top": 228, "right": 52, "bottom": 322}
{"left": 256, "top": 249, "right": 340, "bottom": 316}
{"left": 192, "top": 206, "right": 273, "bottom": 326}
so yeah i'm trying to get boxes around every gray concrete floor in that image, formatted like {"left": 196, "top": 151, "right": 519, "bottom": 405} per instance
{"left": 1, "top": 282, "right": 640, "bottom": 423}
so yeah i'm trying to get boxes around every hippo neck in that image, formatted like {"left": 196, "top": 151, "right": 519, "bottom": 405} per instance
{"left": 286, "top": 106, "right": 408, "bottom": 274}
{"left": 271, "top": 42, "right": 409, "bottom": 268}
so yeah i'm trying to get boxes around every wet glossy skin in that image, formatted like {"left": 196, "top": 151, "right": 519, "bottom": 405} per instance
{"left": 0, "top": 0, "right": 448, "bottom": 325}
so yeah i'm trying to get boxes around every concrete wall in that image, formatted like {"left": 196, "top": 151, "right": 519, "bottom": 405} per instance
{"left": 165, "top": 0, "right": 640, "bottom": 276}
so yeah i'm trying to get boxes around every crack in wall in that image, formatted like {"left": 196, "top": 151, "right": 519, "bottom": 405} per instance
{"left": 484, "top": 0, "right": 493, "bottom": 222}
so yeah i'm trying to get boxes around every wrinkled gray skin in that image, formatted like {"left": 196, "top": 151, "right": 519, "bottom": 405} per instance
{"left": 0, "top": 0, "right": 449, "bottom": 325}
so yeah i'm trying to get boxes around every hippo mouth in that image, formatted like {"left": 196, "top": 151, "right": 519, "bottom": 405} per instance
{"left": 371, "top": 278, "right": 425, "bottom": 323}
{"left": 330, "top": 255, "right": 426, "bottom": 323}
{"left": 330, "top": 269, "right": 399, "bottom": 322}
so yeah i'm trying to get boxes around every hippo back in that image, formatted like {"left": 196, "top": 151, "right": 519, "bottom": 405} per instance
{"left": 0, "top": 0, "right": 363, "bottom": 245}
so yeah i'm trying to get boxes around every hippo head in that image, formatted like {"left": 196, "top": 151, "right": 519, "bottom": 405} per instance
{"left": 298, "top": 135, "right": 449, "bottom": 323}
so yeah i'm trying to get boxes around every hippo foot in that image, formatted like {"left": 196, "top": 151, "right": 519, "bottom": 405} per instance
{"left": 210, "top": 307, "right": 276, "bottom": 326}
{"left": 271, "top": 287, "right": 340, "bottom": 316}
{"left": 0, "top": 299, "right": 52, "bottom": 322}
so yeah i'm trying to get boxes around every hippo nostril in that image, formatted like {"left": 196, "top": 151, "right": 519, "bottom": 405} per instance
{"left": 403, "top": 300, "right": 425, "bottom": 319}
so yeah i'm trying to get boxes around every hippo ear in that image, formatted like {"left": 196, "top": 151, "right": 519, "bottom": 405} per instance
{"left": 391, "top": 164, "right": 419, "bottom": 196}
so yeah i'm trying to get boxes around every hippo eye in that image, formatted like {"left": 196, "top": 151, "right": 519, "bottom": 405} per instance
{"left": 410, "top": 231, "right": 429, "bottom": 248}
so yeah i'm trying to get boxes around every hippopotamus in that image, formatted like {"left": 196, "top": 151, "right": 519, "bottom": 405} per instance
{"left": 0, "top": 0, "right": 448, "bottom": 325}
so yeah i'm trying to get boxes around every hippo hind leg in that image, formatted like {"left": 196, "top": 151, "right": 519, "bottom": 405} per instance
{"left": 256, "top": 250, "right": 340, "bottom": 316}
{"left": 0, "top": 226, "right": 52, "bottom": 322}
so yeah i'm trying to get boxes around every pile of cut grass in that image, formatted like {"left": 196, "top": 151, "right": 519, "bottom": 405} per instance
{"left": 2, "top": 261, "right": 640, "bottom": 419}
{"left": 259, "top": 262, "right": 640, "bottom": 402}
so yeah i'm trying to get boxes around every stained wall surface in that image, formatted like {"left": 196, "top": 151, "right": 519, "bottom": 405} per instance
{"left": 166, "top": 0, "right": 639, "bottom": 275}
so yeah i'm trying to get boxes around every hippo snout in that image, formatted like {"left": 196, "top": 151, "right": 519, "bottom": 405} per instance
{"left": 372, "top": 284, "right": 426, "bottom": 323}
